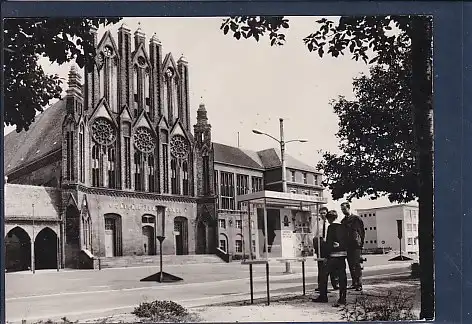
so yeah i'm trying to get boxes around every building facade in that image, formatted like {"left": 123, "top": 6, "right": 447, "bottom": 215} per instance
{"left": 357, "top": 204, "right": 419, "bottom": 255}
{"left": 3, "top": 25, "right": 325, "bottom": 272}
{"left": 212, "top": 143, "right": 325, "bottom": 260}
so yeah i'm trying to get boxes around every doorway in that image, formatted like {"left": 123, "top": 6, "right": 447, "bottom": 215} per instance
{"left": 142, "top": 225, "right": 155, "bottom": 255}
{"left": 174, "top": 217, "right": 188, "bottom": 255}
{"left": 35, "top": 227, "right": 58, "bottom": 270}
{"left": 5, "top": 227, "right": 31, "bottom": 272}
{"left": 104, "top": 218, "right": 116, "bottom": 257}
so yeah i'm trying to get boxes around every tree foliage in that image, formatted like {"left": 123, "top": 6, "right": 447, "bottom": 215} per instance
{"left": 317, "top": 54, "right": 417, "bottom": 203}
{"left": 4, "top": 18, "right": 121, "bottom": 132}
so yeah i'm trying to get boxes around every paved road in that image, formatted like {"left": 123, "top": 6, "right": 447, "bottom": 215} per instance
{"left": 5, "top": 256, "right": 414, "bottom": 323}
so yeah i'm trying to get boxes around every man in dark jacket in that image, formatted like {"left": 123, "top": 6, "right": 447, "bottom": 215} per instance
{"left": 312, "top": 210, "right": 348, "bottom": 306}
{"left": 340, "top": 202, "right": 365, "bottom": 291}
{"left": 313, "top": 207, "right": 338, "bottom": 292}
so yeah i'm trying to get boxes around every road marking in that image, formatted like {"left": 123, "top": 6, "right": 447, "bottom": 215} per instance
{"left": 6, "top": 271, "right": 410, "bottom": 324}
{"left": 5, "top": 264, "right": 411, "bottom": 301}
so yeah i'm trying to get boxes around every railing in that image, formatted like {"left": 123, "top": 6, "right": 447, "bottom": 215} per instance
{"left": 215, "top": 247, "right": 232, "bottom": 263}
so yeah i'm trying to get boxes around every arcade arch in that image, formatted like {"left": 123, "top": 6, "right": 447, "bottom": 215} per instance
{"left": 5, "top": 227, "right": 31, "bottom": 272}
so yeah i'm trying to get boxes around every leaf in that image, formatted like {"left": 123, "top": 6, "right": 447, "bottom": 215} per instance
{"left": 235, "top": 31, "right": 241, "bottom": 40}
{"left": 223, "top": 25, "right": 229, "bottom": 35}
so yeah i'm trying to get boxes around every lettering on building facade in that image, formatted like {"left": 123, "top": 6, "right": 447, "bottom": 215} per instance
{"left": 107, "top": 203, "right": 188, "bottom": 214}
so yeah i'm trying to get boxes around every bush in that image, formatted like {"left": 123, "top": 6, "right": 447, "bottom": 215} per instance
{"left": 410, "top": 262, "right": 421, "bottom": 278}
{"left": 132, "top": 300, "right": 200, "bottom": 323}
{"left": 31, "top": 318, "right": 78, "bottom": 324}
{"left": 341, "top": 290, "right": 417, "bottom": 321}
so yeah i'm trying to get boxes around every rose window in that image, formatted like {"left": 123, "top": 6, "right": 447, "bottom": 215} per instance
{"left": 91, "top": 117, "right": 116, "bottom": 146}
{"left": 170, "top": 135, "right": 189, "bottom": 159}
{"left": 137, "top": 56, "right": 146, "bottom": 67}
{"left": 134, "top": 127, "right": 155, "bottom": 153}
{"left": 103, "top": 45, "right": 113, "bottom": 57}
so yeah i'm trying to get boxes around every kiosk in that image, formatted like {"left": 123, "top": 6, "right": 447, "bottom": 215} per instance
{"left": 237, "top": 190, "right": 328, "bottom": 305}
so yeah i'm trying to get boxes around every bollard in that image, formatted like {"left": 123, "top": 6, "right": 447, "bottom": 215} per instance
{"left": 283, "top": 261, "right": 293, "bottom": 274}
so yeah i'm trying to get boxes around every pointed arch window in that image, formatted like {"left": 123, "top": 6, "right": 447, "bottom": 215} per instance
{"left": 148, "top": 154, "right": 155, "bottom": 192}
{"left": 66, "top": 127, "right": 75, "bottom": 181}
{"left": 99, "top": 45, "right": 118, "bottom": 112}
{"left": 123, "top": 122, "right": 131, "bottom": 189}
{"left": 171, "top": 158, "right": 178, "bottom": 194}
{"left": 91, "top": 145, "right": 101, "bottom": 187}
{"left": 133, "top": 56, "right": 150, "bottom": 117}
{"left": 203, "top": 155, "right": 210, "bottom": 195}
{"left": 108, "top": 147, "right": 116, "bottom": 188}
{"left": 134, "top": 152, "right": 144, "bottom": 191}
{"left": 161, "top": 130, "right": 169, "bottom": 194}
{"left": 165, "top": 67, "right": 178, "bottom": 122}
{"left": 182, "top": 161, "right": 189, "bottom": 196}
{"left": 133, "top": 66, "right": 139, "bottom": 117}
{"left": 82, "top": 214, "right": 92, "bottom": 251}
{"left": 79, "top": 124, "right": 85, "bottom": 182}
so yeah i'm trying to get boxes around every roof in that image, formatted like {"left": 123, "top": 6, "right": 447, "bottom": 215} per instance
{"left": 237, "top": 190, "right": 327, "bottom": 207}
{"left": 212, "top": 142, "right": 318, "bottom": 173}
{"left": 4, "top": 99, "right": 67, "bottom": 174}
{"left": 4, "top": 184, "right": 62, "bottom": 220}
{"left": 257, "top": 148, "right": 318, "bottom": 173}
{"left": 356, "top": 203, "right": 419, "bottom": 212}
{"left": 213, "top": 143, "right": 263, "bottom": 170}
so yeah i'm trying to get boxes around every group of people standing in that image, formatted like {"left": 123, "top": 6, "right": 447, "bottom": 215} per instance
{"left": 312, "top": 202, "right": 366, "bottom": 307}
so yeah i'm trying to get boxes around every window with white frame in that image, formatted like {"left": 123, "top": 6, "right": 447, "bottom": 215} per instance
{"left": 407, "top": 238, "right": 413, "bottom": 245}
{"left": 407, "top": 224, "right": 413, "bottom": 231}
{"left": 291, "top": 171, "right": 295, "bottom": 182}
{"left": 219, "top": 239, "right": 227, "bottom": 252}
{"left": 251, "top": 176, "right": 264, "bottom": 192}
{"left": 219, "top": 219, "right": 226, "bottom": 229}
{"left": 252, "top": 240, "right": 256, "bottom": 252}
{"left": 303, "top": 173, "right": 307, "bottom": 184}
{"left": 235, "top": 219, "right": 242, "bottom": 229}
{"left": 235, "top": 240, "right": 243, "bottom": 253}
{"left": 236, "top": 174, "right": 249, "bottom": 196}
{"left": 220, "top": 171, "right": 235, "bottom": 210}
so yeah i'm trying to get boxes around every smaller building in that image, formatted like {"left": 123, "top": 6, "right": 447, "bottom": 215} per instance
{"left": 357, "top": 204, "right": 419, "bottom": 255}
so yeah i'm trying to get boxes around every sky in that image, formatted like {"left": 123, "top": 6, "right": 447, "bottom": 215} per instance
{"left": 4, "top": 16, "right": 404, "bottom": 213}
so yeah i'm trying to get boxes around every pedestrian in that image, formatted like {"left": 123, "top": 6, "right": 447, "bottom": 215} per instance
{"left": 340, "top": 202, "right": 365, "bottom": 291}
{"left": 312, "top": 210, "right": 348, "bottom": 307}
{"left": 313, "top": 207, "right": 338, "bottom": 293}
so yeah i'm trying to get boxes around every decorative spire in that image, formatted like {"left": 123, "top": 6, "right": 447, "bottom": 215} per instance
{"left": 197, "top": 101, "right": 208, "bottom": 124}
{"left": 178, "top": 54, "right": 188, "bottom": 64}
{"left": 68, "top": 64, "right": 82, "bottom": 91}
{"left": 119, "top": 22, "right": 130, "bottom": 31}
{"left": 135, "top": 22, "right": 145, "bottom": 36}
{"left": 150, "top": 32, "right": 161, "bottom": 44}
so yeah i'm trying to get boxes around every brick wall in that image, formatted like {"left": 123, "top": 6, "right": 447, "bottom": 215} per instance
{"left": 83, "top": 193, "right": 197, "bottom": 257}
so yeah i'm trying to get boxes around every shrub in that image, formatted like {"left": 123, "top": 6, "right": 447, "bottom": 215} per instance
{"left": 341, "top": 290, "right": 417, "bottom": 321}
{"left": 132, "top": 300, "right": 200, "bottom": 323}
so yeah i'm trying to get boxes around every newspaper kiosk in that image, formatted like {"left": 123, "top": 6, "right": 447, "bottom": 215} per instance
{"left": 237, "top": 190, "right": 328, "bottom": 305}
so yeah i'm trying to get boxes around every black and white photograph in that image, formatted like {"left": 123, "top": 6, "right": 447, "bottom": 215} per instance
{"left": 3, "top": 15, "right": 434, "bottom": 323}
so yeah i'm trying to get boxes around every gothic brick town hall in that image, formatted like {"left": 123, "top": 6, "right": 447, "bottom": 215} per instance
{"left": 3, "top": 24, "right": 326, "bottom": 272}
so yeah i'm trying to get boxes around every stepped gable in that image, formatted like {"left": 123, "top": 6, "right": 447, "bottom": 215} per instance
{"left": 257, "top": 147, "right": 317, "bottom": 173}
{"left": 4, "top": 99, "right": 67, "bottom": 175}
{"left": 212, "top": 142, "right": 263, "bottom": 170}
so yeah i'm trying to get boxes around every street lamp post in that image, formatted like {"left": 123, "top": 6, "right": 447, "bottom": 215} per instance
{"left": 253, "top": 118, "right": 307, "bottom": 193}
{"left": 252, "top": 118, "right": 307, "bottom": 274}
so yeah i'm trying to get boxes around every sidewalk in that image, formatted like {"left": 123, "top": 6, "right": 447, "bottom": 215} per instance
{"left": 78, "top": 266, "right": 417, "bottom": 323}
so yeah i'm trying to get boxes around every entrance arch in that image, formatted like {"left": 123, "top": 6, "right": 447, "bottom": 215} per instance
{"left": 142, "top": 214, "right": 156, "bottom": 255}
{"left": 174, "top": 217, "right": 188, "bottom": 255}
{"left": 5, "top": 227, "right": 31, "bottom": 272}
{"left": 35, "top": 227, "right": 58, "bottom": 270}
